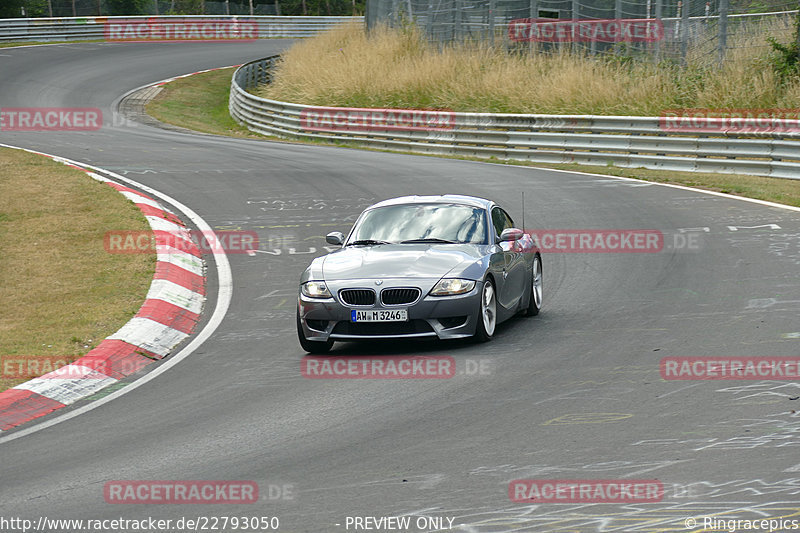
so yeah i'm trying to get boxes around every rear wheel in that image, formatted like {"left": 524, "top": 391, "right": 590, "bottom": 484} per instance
{"left": 297, "top": 310, "right": 333, "bottom": 354}
{"left": 524, "top": 254, "right": 543, "bottom": 317}
{"left": 473, "top": 278, "right": 497, "bottom": 342}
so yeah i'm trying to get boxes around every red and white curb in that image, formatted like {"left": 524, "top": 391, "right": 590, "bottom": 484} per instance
{"left": 0, "top": 150, "right": 207, "bottom": 432}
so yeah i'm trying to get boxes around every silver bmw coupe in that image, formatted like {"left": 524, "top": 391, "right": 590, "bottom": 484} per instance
{"left": 296, "top": 195, "right": 542, "bottom": 353}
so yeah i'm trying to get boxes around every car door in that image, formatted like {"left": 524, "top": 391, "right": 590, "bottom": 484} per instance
{"left": 491, "top": 206, "right": 526, "bottom": 312}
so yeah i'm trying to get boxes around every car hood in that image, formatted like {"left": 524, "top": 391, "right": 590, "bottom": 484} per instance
{"left": 322, "top": 244, "right": 484, "bottom": 281}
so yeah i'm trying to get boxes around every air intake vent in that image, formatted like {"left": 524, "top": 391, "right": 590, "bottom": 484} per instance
{"left": 381, "top": 288, "right": 421, "bottom": 305}
{"left": 339, "top": 289, "right": 376, "bottom": 306}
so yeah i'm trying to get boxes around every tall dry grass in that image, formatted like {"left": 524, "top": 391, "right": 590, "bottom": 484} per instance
{"left": 258, "top": 21, "right": 800, "bottom": 115}
{"left": 686, "top": 16, "right": 796, "bottom": 108}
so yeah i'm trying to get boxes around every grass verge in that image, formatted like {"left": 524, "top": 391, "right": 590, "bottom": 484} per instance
{"left": 0, "top": 148, "right": 154, "bottom": 392}
{"left": 146, "top": 67, "right": 261, "bottom": 138}
{"left": 146, "top": 66, "right": 800, "bottom": 208}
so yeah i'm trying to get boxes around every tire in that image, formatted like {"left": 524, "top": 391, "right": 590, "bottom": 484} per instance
{"left": 473, "top": 277, "right": 497, "bottom": 343}
{"left": 524, "top": 254, "right": 543, "bottom": 317}
{"left": 297, "top": 310, "right": 333, "bottom": 354}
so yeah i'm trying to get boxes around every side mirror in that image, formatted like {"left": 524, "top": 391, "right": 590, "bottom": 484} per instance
{"left": 326, "top": 231, "right": 344, "bottom": 245}
{"left": 499, "top": 228, "right": 523, "bottom": 242}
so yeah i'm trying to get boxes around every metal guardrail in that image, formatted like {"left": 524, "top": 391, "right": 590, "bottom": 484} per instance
{"left": 230, "top": 56, "right": 800, "bottom": 180}
{"left": 0, "top": 15, "right": 361, "bottom": 42}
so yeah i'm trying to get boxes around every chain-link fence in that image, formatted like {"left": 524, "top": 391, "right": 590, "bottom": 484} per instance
{"left": 365, "top": 0, "right": 798, "bottom": 65}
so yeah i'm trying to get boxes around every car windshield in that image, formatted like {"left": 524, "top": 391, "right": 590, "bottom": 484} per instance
{"left": 348, "top": 203, "right": 487, "bottom": 245}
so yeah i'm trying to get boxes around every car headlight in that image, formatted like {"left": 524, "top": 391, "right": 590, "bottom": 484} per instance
{"left": 429, "top": 278, "right": 476, "bottom": 296}
{"left": 301, "top": 281, "right": 332, "bottom": 299}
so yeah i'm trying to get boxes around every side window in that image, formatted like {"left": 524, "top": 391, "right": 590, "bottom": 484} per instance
{"left": 491, "top": 207, "right": 514, "bottom": 238}
{"left": 501, "top": 208, "right": 515, "bottom": 229}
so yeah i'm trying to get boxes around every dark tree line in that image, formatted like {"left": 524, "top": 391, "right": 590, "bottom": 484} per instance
{"left": 0, "top": 0, "right": 363, "bottom": 16}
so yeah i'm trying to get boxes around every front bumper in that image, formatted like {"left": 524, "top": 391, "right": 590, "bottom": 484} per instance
{"left": 298, "top": 278, "right": 483, "bottom": 342}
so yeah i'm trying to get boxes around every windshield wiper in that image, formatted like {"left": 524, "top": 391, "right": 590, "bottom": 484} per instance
{"left": 400, "top": 238, "right": 457, "bottom": 244}
{"left": 347, "top": 239, "right": 392, "bottom": 246}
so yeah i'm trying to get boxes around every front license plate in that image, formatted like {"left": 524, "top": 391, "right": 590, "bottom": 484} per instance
{"left": 351, "top": 309, "right": 408, "bottom": 322}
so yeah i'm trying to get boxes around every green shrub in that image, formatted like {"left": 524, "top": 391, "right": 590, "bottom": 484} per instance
{"left": 767, "top": 14, "right": 800, "bottom": 82}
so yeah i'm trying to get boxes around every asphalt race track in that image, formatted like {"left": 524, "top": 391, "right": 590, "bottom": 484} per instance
{"left": 1, "top": 41, "right": 800, "bottom": 532}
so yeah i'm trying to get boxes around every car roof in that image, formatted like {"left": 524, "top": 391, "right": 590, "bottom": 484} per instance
{"left": 367, "top": 195, "right": 494, "bottom": 210}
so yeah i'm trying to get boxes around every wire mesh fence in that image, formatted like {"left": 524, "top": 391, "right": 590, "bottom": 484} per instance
{"left": 365, "top": 0, "right": 798, "bottom": 65}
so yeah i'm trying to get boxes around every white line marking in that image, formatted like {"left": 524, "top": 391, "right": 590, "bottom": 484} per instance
{"left": 727, "top": 224, "right": 782, "bottom": 231}
{"left": 0, "top": 144, "right": 233, "bottom": 444}
{"left": 479, "top": 161, "right": 800, "bottom": 213}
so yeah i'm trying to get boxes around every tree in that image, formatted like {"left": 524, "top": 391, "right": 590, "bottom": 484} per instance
{"left": 275, "top": 0, "right": 363, "bottom": 15}
{"left": 167, "top": 0, "right": 204, "bottom": 13}
{"left": 766, "top": 5, "right": 800, "bottom": 82}
{"left": 106, "top": 0, "right": 149, "bottom": 15}
{"left": 0, "top": 0, "right": 26, "bottom": 17}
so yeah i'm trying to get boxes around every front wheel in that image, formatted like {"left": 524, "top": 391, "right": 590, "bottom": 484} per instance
{"left": 297, "top": 310, "right": 333, "bottom": 354}
{"left": 473, "top": 278, "right": 497, "bottom": 343}
{"left": 523, "top": 254, "right": 543, "bottom": 317}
